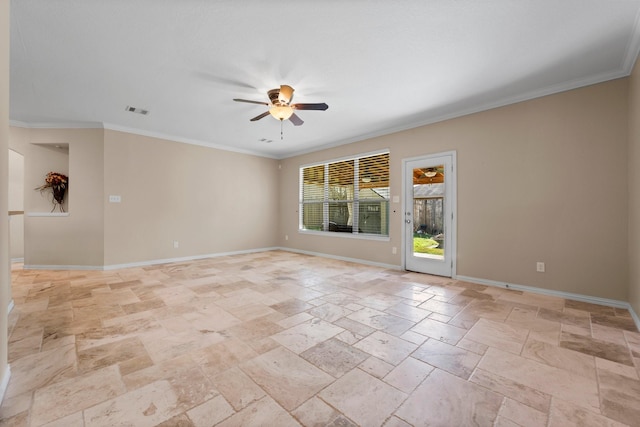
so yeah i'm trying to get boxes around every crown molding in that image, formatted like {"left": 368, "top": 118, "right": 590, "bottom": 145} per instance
{"left": 9, "top": 120, "right": 103, "bottom": 129}
{"left": 284, "top": 68, "right": 629, "bottom": 159}
{"left": 102, "top": 123, "right": 277, "bottom": 159}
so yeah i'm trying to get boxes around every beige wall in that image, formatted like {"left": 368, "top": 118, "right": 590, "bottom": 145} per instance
{"left": 103, "top": 130, "right": 280, "bottom": 266}
{"left": 10, "top": 128, "right": 105, "bottom": 267}
{"left": 629, "top": 58, "right": 640, "bottom": 317}
{"left": 280, "top": 79, "right": 629, "bottom": 301}
{"left": 8, "top": 149, "right": 24, "bottom": 259}
{"left": 0, "top": 0, "right": 10, "bottom": 398}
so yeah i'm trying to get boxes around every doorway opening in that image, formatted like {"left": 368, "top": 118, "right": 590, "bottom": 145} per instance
{"left": 403, "top": 152, "right": 456, "bottom": 277}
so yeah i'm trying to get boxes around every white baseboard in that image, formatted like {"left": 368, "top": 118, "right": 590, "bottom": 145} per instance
{"left": 23, "top": 264, "right": 105, "bottom": 271}
{"left": 21, "top": 247, "right": 281, "bottom": 271}
{"left": 11, "top": 258, "right": 23, "bottom": 263}
{"left": 102, "top": 247, "right": 282, "bottom": 271}
{"left": 0, "top": 365, "right": 11, "bottom": 406}
{"left": 457, "top": 274, "right": 640, "bottom": 331}
{"left": 278, "top": 247, "right": 401, "bottom": 271}
{"left": 7, "top": 300, "right": 14, "bottom": 314}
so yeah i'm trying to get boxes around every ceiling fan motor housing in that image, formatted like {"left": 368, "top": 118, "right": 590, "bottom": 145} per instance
{"left": 268, "top": 88, "right": 283, "bottom": 105}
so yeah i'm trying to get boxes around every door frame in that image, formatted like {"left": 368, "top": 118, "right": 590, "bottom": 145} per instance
{"left": 401, "top": 151, "right": 457, "bottom": 277}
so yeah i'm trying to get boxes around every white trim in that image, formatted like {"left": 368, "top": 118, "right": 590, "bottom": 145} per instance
{"left": 10, "top": 120, "right": 277, "bottom": 159}
{"left": 0, "top": 365, "right": 11, "bottom": 406}
{"left": 456, "top": 274, "right": 640, "bottom": 331}
{"left": 7, "top": 300, "right": 14, "bottom": 314}
{"left": 102, "top": 247, "right": 280, "bottom": 270}
{"left": 23, "top": 247, "right": 280, "bottom": 271}
{"left": 26, "top": 212, "right": 69, "bottom": 217}
{"left": 402, "top": 151, "right": 457, "bottom": 278}
{"left": 102, "top": 123, "right": 277, "bottom": 159}
{"left": 284, "top": 70, "right": 629, "bottom": 160}
{"left": 279, "top": 247, "right": 401, "bottom": 271}
{"left": 11, "top": 258, "right": 24, "bottom": 263}
{"left": 299, "top": 148, "right": 390, "bottom": 169}
{"left": 23, "top": 264, "right": 105, "bottom": 271}
{"left": 9, "top": 120, "right": 102, "bottom": 129}
{"left": 298, "top": 230, "right": 390, "bottom": 242}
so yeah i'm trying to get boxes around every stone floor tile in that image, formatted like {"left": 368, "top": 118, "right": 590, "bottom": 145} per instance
{"left": 83, "top": 379, "right": 180, "bottom": 427}
{"left": 271, "top": 318, "right": 344, "bottom": 354}
{"left": 240, "top": 347, "right": 334, "bottom": 411}
{"left": 383, "top": 356, "right": 434, "bottom": 393}
{"left": 395, "top": 369, "right": 502, "bottom": 426}
{"left": 464, "top": 318, "right": 529, "bottom": 354}
{"left": 155, "top": 413, "right": 195, "bottom": 427}
{"left": 186, "top": 395, "right": 235, "bottom": 427}
{"left": 410, "top": 317, "right": 467, "bottom": 344}
{"left": 359, "top": 356, "right": 395, "bottom": 379}
{"left": 353, "top": 331, "right": 417, "bottom": 366}
{"left": 215, "top": 396, "right": 300, "bottom": 427}
{"left": 522, "top": 338, "right": 597, "bottom": 380}
{"left": 292, "top": 397, "right": 345, "bottom": 427}
{"left": 412, "top": 338, "right": 481, "bottom": 380}
{"left": 498, "top": 398, "right": 548, "bottom": 427}
{"left": 347, "top": 307, "right": 415, "bottom": 336}
{"left": 560, "top": 331, "right": 634, "bottom": 366}
{"left": 211, "top": 366, "right": 266, "bottom": 411}
{"left": 40, "top": 411, "right": 84, "bottom": 427}
{"left": 319, "top": 369, "right": 407, "bottom": 427}
{"left": 478, "top": 347, "right": 600, "bottom": 411}
{"left": 300, "top": 338, "right": 369, "bottom": 378}
{"left": 597, "top": 369, "right": 640, "bottom": 426}
{"left": 6, "top": 343, "right": 76, "bottom": 398}
{"left": 548, "top": 398, "right": 628, "bottom": 427}
{"left": 31, "top": 365, "right": 126, "bottom": 426}
{"left": 469, "top": 368, "right": 551, "bottom": 413}
{"left": 77, "top": 336, "right": 149, "bottom": 374}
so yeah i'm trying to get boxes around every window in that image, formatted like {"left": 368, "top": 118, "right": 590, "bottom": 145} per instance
{"left": 300, "top": 151, "right": 390, "bottom": 236}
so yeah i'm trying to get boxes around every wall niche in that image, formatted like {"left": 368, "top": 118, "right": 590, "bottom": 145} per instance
{"left": 29, "top": 143, "right": 70, "bottom": 215}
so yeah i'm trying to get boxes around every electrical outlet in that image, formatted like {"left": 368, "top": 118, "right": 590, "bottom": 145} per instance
{"left": 536, "top": 262, "right": 545, "bottom": 272}
{"left": 392, "top": 247, "right": 397, "bottom": 254}
{"left": 285, "top": 235, "right": 289, "bottom": 241}
{"left": 173, "top": 241, "right": 179, "bottom": 249}
{"left": 108, "top": 195, "right": 121, "bottom": 203}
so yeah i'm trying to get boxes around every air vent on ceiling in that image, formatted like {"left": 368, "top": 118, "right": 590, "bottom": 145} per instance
{"left": 125, "top": 105, "right": 149, "bottom": 115}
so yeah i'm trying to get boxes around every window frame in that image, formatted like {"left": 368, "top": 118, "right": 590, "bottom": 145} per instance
{"left": 299, "top": 150, "right": 390, "bottom": 241}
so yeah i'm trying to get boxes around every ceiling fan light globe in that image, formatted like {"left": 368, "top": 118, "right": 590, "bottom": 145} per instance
{"left": 269, "top": 105, "right": 294, "bottom": 121}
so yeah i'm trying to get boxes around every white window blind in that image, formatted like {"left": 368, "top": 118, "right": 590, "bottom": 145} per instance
{"left": 300, "top": 152, "right": 389, "bottom": 236}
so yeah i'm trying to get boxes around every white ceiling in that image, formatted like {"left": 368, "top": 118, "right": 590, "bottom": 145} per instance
{"left": 9, "top": 1, "right": 640, "bottom": 159}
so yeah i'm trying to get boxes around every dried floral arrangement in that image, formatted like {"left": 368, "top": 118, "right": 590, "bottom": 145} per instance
{"left": 35, "top": 172, "right": 68, "bottom": 212}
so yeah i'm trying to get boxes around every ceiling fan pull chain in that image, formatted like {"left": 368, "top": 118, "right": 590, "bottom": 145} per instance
{"left": 281, "top": 119, "right": 284, "bottom": 140}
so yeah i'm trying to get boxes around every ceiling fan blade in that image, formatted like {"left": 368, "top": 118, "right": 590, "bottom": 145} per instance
{"left": 289, "top": 113, "right": 304, "bottom": 126}
{"left": 292, "top": 103, "right": 329, "bottom": 111}
{"left": 233, "top": 98, "right": 269, "bottom": 106}
{"left": 250, "top": 111, "right": 270, "bottom": 121}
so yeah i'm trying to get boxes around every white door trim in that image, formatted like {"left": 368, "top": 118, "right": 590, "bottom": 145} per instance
{"left": 401, "top": 151, "right": 457, "bottom": 277}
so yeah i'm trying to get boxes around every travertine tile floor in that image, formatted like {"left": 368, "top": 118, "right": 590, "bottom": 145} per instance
{"left": 1, "top": 250, "right": 640, "bottom": 426}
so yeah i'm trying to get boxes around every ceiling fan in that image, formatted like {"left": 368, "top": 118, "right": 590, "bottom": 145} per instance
{"left": 233, "top": 85, "right": 328, "bottom": 126}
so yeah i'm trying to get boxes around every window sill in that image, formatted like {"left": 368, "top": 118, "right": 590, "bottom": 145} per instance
{"left": 299, "top": 229, "right": 390, "bottom": 242}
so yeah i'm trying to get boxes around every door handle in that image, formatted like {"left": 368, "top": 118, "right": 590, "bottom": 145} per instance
{"left": 405, "top": 219, "right": 411, "bottom": 224}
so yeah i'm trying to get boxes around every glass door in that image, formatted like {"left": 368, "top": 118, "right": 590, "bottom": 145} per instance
{"left": 404, "top": 152, "right": 456, "bottom": 277}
